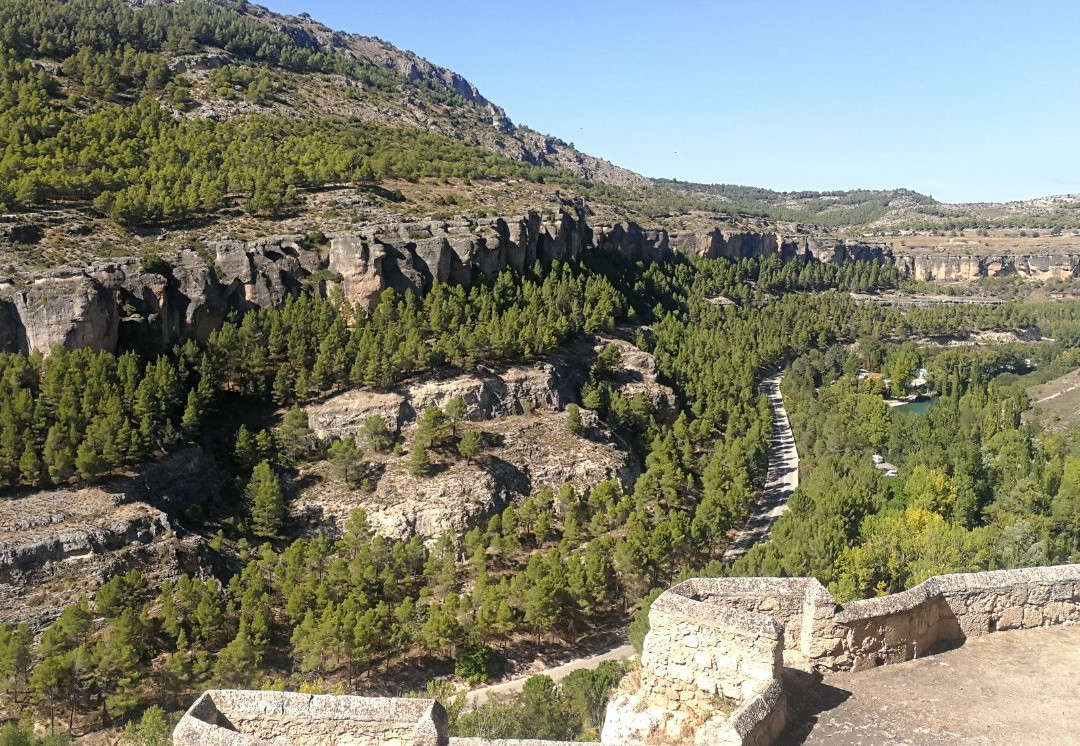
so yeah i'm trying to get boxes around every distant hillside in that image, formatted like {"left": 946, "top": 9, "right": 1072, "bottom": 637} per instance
{"left": 659, "top": 180, "right": 1080, "bottom": 233}
{"left": 0, "top": 0, "right": 643, "bottom": 224}
{"left": 1, "top": 0, "right": 1078, "bottom": 269}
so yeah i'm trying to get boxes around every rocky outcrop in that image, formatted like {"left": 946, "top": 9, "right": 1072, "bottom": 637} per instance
{"left": 588, "top": 336, "right": 680, "bottom": 424}
{"left": 307, "top": 336, "right": 677, "bottom": 438}
{"left": 308, "top": 357, "right": 585, "bottom": 439}
{"left": 0, "top": 273, "right": 119, "bottom": 354}
{"left": 0, "top": 208, "right": 929, "bottom": 356}
{"left": 894, "top": 253, "right": 1080, "bottom": 282}
{"left": 670, "top": 228, "right": 892, "bottom": 266}
{"left": 295, "top": 409, "right": 638, "bottom": 544}
{"left": 212, "top": 234, "right": 327, "bottom": 310}
{"left": 328, "top": 207, "right": 596, "bottom": 309}
{"left": 0, "top": 447, "right": 228, "bottom": 629}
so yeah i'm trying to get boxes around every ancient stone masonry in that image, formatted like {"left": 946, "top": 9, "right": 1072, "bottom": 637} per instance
{"left": 173, "top": 690, "right": 448, "bottom": 746}
{"left": 172, "top": 690, "right": 596, "bottom": 746}
{"left": 602, "top": 564, "right": 1080, "bottom": 745}
{"left": 173, "top": 566, "right": 1080, "bottom": 746}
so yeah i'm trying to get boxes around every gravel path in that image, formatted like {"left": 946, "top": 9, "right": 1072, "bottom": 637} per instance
{"left": 723, "top": 371, "right": 800, "bottom": 562}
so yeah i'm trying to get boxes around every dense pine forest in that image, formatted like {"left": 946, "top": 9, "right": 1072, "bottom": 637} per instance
{"left": 2, "top": 250, "right": 1080, "bottom": 741}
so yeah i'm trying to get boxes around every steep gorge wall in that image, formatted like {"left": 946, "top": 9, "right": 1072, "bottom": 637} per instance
{"left": 0, "top": 208, "right": 894, "bottom": 356}
{"left": 894, "top": 252, "right": 1080, "bottom": 282}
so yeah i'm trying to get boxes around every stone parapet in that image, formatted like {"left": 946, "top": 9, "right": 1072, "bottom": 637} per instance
{"left": 172, "top": 690, "right": 447, "bottom": 746}
{"left": 601, "top": 563, "right": 1080, "bottom": 744}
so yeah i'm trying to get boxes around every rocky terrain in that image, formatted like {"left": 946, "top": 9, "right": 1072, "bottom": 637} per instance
{"left": 895, "top": 252, "right": 1080, "bottom": 282}
{"left": 294, "top": 409, "right": 637, "bottom": 543}
{"left": 299, "top": 335, "right": 677, "bottom": 542}
{"left": 0, "top": 447, "right": 226, "bottom": 628}
{"left": 1, "top": 205, "right": 902, "bottom": 356}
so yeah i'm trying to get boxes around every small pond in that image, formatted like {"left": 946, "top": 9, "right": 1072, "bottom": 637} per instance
{"left": 892, "top": 397, "right": 938, "bottom": 415}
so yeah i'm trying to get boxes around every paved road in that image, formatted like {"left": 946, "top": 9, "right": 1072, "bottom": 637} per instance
{"left": 466, "top": 642, "right": 636, "bottom": 706}
{"left": 723, "top": 371, "right": 800, "bottom": 563}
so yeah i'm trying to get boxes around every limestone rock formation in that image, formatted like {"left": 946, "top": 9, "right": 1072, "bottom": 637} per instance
{"left": 0, "top": 207, "right": 956, "bottom": 358}
{"left": 212, "top": 234, "right": 326, "bottom": 310}
{"left": 328, "top": 207, "right": 598, "bottom": 309}
{"left": 0, "top": 273, "right": 118, "bottom": 353}
{"left": 308, "top": 355, "right": 587, "bottom": 439}
{"left": 894, "top": 253, "right": 1080, "bottom": 282}
{"left": 307, "top": 335, "right": 676, "bottom": 438}
{"left": 0, "top": 447, "right": 227, "bottom": 629}
{"left": 294, "top": 409, "right": 638, "bottom": 543}
{"left": 670, "top": 227, "right": 892, "bottom": 266}
{"left": 587, "top": 335, "right": 680, "bottom": 424}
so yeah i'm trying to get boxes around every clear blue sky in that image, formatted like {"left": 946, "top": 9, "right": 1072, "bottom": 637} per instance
{"left": 262, "top": 0, "right": 1080, "bottom": 203}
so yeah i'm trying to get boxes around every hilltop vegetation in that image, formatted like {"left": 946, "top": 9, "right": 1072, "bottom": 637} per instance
{"left": 1, "top": 0, "right": 1074, "bottom": 248}
{"left": 3, "top": 0, "right": 1080, "bottom": 741}
{"left": 661, "top": 180, "right": 1080, "bottom": 234}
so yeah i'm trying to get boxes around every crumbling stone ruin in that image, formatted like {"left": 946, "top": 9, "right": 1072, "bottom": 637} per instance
{"left": 172, "top": 690, "right": 589, "bottom": 745}
{"left": 602, "top": 563, "right": 1080, "bottom": 744}
{"left": 175, "top": 564, "right": 1080, "bottom": 746}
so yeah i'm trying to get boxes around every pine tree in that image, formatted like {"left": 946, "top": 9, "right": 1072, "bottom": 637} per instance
{"left": 444, "top": 395, "right": 467, "bottom": 437}
{"left": 566, "top": 404, "right": 582, "bottom": 435}
{"left": 246, "top": 461, "right": 285, "bottom": 539}
{"left": 180, "top": 388, "right": 202, "bottom": 437}
{"left": 328, "top": 436, "right": 363, "bottom": 486}
{"left": 457, "top": 430, "right": 483, "bottom": 462}
{"left": 279, "top": 405, "right": 314, "bottom": 462}
{"left": 234, "top": 425, "right": 257, "bottom": 470}
{"left": 359, "top": 416, "right": 393, "bottom": 452}
{"left": 409, "top": 441, "right": 431, "bottom": 476}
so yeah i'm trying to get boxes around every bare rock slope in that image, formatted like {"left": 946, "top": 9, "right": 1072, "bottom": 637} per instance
{"left": 298, "top": 335, "right": 679, "bottom": 543}
{"left": 0, "top": 447, "right": 226, "bottom": 628}
{"left": 295, "top": 409, "right": 638, "bottom": 543}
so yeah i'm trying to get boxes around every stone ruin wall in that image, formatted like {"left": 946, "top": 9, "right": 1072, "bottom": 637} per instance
{"left": 172, "top": 690, "right": 447, "bottom": 746}
{"left": 175, "top": 566, "right": 1080, "bottom": 746}
{"left": 173, "top": 689, "right": 597, "bottom": 746}
{"left": 603, "top": 564, "right": 1080, "bottom": 745}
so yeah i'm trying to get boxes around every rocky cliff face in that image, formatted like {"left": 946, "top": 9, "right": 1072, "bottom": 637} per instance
{"left": 894, "top": 253, "right": 1080, "bottom": 282}
{"left": 0, "top": 274, "right": 119, "bottom": 354}
{"left": 307, "top": 336, "right": 678, "bottom": 439}
{"left": 302, "top": 336, "right": 674, "bottom": 543}
{"left": 294, "top": 409, "right": 638, "bottom": 544}
{"left": 670, "top": 227, "right": 893, "bottom": 265}
{"left": 0, "top": 208, "right": 912, "bottom": 356}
